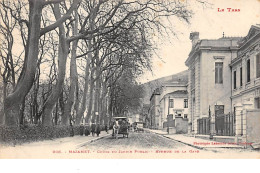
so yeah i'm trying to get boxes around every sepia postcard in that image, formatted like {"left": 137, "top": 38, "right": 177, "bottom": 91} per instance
{"left": 0, "top": 0, "right": 260, "bottom": 159}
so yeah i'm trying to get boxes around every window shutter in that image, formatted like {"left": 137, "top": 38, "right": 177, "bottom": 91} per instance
{"left": 220, "top": 64, "right": 223, "bottom": 83}
{"left": 247, "top": 59, "right": 250, "bottom": 82}
{"left": 240, "top": 67, "right": 242, "bottom": 86}
{"left": 234, "top": 71, "right": 236, "bottom": 89}
{"left": 215, "top": 65, "right": 218, "bottom": 83}
{"left": 257, "top": 54, "right": 260, "bottom": 78}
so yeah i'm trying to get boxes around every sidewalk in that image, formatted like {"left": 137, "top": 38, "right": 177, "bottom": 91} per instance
{"left": 0, "top": 130, "right": 112, "bottom": 158}
{"left": 145, "top": 128, "right": 244, "bottom": 149}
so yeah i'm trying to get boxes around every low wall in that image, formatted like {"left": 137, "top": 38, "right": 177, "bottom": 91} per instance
{"left": 195, "top": 134, "right": 243, "bottom": 144}
{"left": 175, "top": 117, "right": 188, "bottom": 134}
{"left": 246, "top": 109, "right": 260, "bottom": 144}
{"left": 163, "top": 120, "right": 175, "bottom": 128}
{"left": 163, "top": 127, "right": 176, "bottom": 134}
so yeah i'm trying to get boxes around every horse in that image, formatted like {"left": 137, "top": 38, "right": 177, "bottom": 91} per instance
{"left": 113, "top": 121, "right": 119, "bottom": 139}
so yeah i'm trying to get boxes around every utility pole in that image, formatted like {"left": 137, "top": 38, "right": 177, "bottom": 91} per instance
{"left": 209, "top": 105, "right": 213, "bottom": 139}
{"left": 167, "top": 96, "right": 170, "bottom": 134}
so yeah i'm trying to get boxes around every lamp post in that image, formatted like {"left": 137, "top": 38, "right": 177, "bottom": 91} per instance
{"left": 167, "top": 96, "right": 170, "bottom": 134}
{"left": 168, "top": 96, "right": 170, "bottom": 115}
{"left": 209, "top": 105, "right": 213, "bottom": 140}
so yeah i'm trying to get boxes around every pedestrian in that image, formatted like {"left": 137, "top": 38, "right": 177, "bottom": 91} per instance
{"left": 85, "top": 124, "right": 90, "bottom": 136}
{"left": 80, "top": 123, "right": 84, "bottom": 136}
{"left": 91, "top": 123, "right": 96, "bottom": 137}
{"left": 96, "top": 124, "right": 101, "bottom": 137}
{"left": 70, "top": 122, "right": 74, "bottom": 137}
{"left": 105, "top": 124, "right": 108, "bottom": 134}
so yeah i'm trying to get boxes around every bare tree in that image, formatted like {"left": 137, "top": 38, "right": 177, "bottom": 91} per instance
{"left": 3, "top": 0, "right": 81, "bottom": 126}
{"left": 1, "top": 0, "right": 196, "bottom": 127}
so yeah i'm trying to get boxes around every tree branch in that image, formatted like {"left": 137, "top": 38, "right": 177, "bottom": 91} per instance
{"left": 43, "top": 0, "right": 65, "bottom": 6}
{"left": 40, "top": 0, "right": 81, "bottom": 36}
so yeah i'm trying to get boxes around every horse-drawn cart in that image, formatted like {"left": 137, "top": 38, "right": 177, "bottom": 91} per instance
{"left": 134, "top": 122, "right": 144, "bottom": 132}
{"left": 112, "top": 117, "right": 129, "bottom": 139}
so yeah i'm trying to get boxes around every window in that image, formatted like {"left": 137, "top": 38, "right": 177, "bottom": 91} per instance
{"left": 257, "top": 54, "right": 260, "bottom": 78}
{"left": 233, "top": 71, "right": 237, "bottom": 89}
{"left": 184, "top": 114, "right": 188, "bottom": 119}
{"left": 215, "top": 62, "right": 223, "bottom": 84}
{"left": 184, "top": 99, "right": 188, "bottom": 108}
{"left": 215, "top": 105, "right": 224, "bottom": 117}
{"left": 247, "top": 59, "right": 250, "bottom": 82}
{"left": 169, "top": 99, "right": 174, "bottom": 108}
{"left": 240, "top": 67, "right": 243, "bottom": 87}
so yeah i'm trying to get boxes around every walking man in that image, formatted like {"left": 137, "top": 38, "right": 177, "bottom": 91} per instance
{"left": 91, "top": 123, "right": 96, "bottom": 137}
{"left": 96, "top": 124, "right": 101, "bottom": 137}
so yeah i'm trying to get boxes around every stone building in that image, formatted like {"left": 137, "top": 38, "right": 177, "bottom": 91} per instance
{"left": 230, "top": 25, "right": 260, "bottom": 143}
{"left": 149, "top": 88, "right": 160, "bottom": 129}
{"left": 148, "top": 75, "right": 188, "bottom": 129}
{"left": 185, "top": 32, "right": 241, "bottom": 134}
{"left": 159, "top": 90, "right": 188, "bottom": 119}
{"left": 158, "top": 81, "right": 188, "bottom": 129}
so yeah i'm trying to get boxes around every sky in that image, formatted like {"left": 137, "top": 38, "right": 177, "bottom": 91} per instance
{"left": 138, "top": 0, "right": 260, "bottom": 83}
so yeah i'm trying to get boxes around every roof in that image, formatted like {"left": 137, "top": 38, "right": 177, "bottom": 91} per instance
{"left": 150, "top": 88, "right": 160, "bottom": 101}
{"left": 142, "top": 70, "right": 188, "bottom": 104}
{"left": 160, "top": 90, "right": 188, "bottom": 102}
{"left": 167, "top": 90, "right": 187, "bottom": 95}
{"left": 185, "top": 34, "right": 242, "bottom": 66}
{"left": 112, "top": 117, "right": 128, "bottom": 120}
{"left": 230, "top": 25, "right": 260, "bottom": 66}
{"left": 238, "top": 24, "right": 260, "bottom": 46}
{"left": 135, "top": 122, "right": 144, "bottom": 124}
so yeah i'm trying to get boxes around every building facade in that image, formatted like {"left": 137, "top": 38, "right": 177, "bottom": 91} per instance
{"left": 149, "top": 88, "right": 160, "bottom": 129}
{"left": 158, "top": 84, "right": 188, "bottom": 128}
{"left": 230, "top": 25, "right": 260, "bottom": 142}
{"left": 149, "top": 77, "right": 188, "bottom": 129}
{"left": 185, "top": 32, "right": 241, "bottom": 134}
{"left": 185, "top": 25, "right": 260, "bottom": 144}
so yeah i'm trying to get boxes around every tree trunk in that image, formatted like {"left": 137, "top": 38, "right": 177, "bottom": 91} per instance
{"left": 59, "top": 88, "right": 65, "bottom": 124}
{"left": 4, "top": 0, "right": 43, "bottom": 126}
{"left": 75, "top": 58, "right": 90, "bottom": 125}
{"left": 54, "top": 103, "right": 59, "bottom": 125}
{"left": 93, "top": 49, "right": 101, "bottom": 123}
{"left": 62, "top": 10, "right": 79, "bottom": 125}
{"left": 19, "top": 97, "right": 26, "bottom": 125}
{"left": 42, "top": 4, "right": 69, "bottom": 126}
{"left": 85, "top": 75, "right": 95, "bottom": 124}
{"left": 99, "top": 81, "right": 108, "bottom": 124}
{"left": 62, "top": 42, "right": 78, "bottom": 125}
{"left": 94, "top": 76, "right": 101, "bottom": 123}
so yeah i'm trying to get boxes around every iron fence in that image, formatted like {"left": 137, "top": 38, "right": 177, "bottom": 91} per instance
{"left": 197, "top": 118, "right": 210, "bottom": 135}
{"left": 197, "top": 113, "right": 236, "bottom": 136}
{"left": 215, "top": 113, "right": 235, "bottom": 136}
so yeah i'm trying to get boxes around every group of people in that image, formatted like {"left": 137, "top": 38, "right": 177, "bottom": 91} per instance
{"left": 80, "top": 123, "right": 101, "bottom": 137}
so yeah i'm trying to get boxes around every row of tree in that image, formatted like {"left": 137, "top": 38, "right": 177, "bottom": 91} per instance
{"left": 0, "top": 0, "right": 193, "bottom": 127}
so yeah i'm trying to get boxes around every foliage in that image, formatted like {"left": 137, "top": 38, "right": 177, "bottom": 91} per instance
{"left": 110, "top": 71, "right": 145, "bottom": 115}
{"left": 0, "top": 125, "right": 81, "bottom": 145}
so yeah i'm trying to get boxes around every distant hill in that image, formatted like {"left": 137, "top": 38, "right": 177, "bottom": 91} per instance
{"left": 141, "top": 70, "right": 188, "bottom": 105}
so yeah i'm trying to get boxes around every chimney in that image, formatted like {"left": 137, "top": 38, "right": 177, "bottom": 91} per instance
{"left": 190, "top": 32, "right": 199, "bottom": 47}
